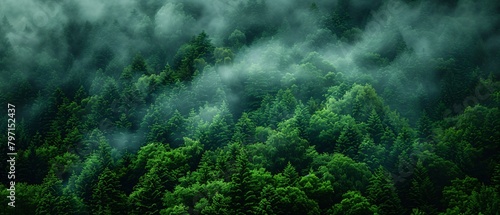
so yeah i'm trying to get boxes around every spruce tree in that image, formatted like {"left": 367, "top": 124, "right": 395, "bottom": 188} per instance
{"left": 408, "top": 161, "right": 438, "bottom": 214}
{"left": 230, "top": 147, "right": 257, "bottom": 214}
{"left": 91, "top": 168, "right": 127, "bottom": 214}
{"left": 367, "top": 166, "right": 404, "bottom": 215}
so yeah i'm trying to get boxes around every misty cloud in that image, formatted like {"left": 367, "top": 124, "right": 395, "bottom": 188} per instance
{"left": 1, "top": 0, "right": 499, "bottom": 148}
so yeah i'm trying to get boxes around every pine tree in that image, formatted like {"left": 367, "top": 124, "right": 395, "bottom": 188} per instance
{"left": 232, "top": 112, "right": 256, "bottom": 145}
{"left": 131, "top": 53, "right": 149, "bottom": 75}
{"left": 166, "top": 109, "right": 187, "bottom": 147}
{"left": 357, "top": 137, "right": 385, "bottom": 170}
{"left": 201, "top": 103, "right": 234, "bottom": 150}
{"left": 201, "top": 193, "right": 232, "bottom": 215}
{"left": 298, "top": 171, "right": 335, "bottom": 212}
{"left": 330, "top": 191, "right": 377, "bottom": 215}
{"left": 129, "top": 168, "right": 165, "bottom": 215}
{"left": 467, "top": 185, "right": 500, "bottom": 214}
{"left": 492, "top": 164, "right": 500, "bottom": 193}
{"left": 416, "top": 111, "right": 433, "bottom": 142}
{"left": 195, "top": 153, "right": 217, "bottom": 184}
{"left": 336, "top": 122, "right": 362, "bottom": 159}
{"left": 256, "top": 198, "right": 274, "bottom": 215}
{"left": 230, "top": 146, "right": 257, "bottom": 214}
{"left": 442, "top": 176, "right": 481, "bottom": 213}
{"left": 367, "top": 166, "right": 404, "bottom": 215}
{"left": 283, "top": 162, "right": 299, "bottom": 186}
{"left": 36, "top": 171, "right": 86, "bottom": 215}
{"left": 36, "top": 171, "right": 64, "bottom": 215}
{"left": 91, "top": 168, "right": 127, "bottom": 214}
{"left": 72, "top": 155, "right": 103, "bottom": 206}
{"left": 367, "top": 109, "right": 384, "bottom": 144}
{"left": 294, "top": 102, "right": 311, "bottom": 139}
{"left": 173, "top": 31, "right": 215, "bottom": 81}
{"left": 408, "top": 161, "right": 437, "bottom": 214}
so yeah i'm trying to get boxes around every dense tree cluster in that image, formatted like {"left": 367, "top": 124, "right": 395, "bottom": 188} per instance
{"left": 1, "top": 0, "right": 500, "bottom": 214}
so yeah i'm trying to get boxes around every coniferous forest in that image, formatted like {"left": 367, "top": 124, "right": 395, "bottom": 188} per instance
{"left": 1, "top": 0, "right": 500, "bottom": 214}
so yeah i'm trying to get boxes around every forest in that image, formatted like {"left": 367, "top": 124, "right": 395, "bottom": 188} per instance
{"left": 1, "top": 0, "right": 500, "bottom": 214}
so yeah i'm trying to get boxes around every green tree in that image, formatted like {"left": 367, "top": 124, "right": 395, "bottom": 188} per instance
{"left": 129, "top": 167, "right": 165, "bottom": 215}
{"left": 266, "top": 119, "right": 313, "bottom": 173}
{"left": 255, "top": 198, "right": 274, "bottom": 215}
{"left": 467, "top": 185, "right": 500, "bottom": 215}
{"left": 367, "top": 109, "right": 384, "bottom": 144}
{"left": 306, "top": 108, "right": 342, "bottom": 153}
{"left": 230, "top": 146, "right": 257, "bottom": 214}
{"left": 283, "top": 162, "right": 299, "bottom": 186}
{"left": 492, "top": 164, "right": 500, "bottom": 192}
{"left": 228, "top": 29, "right": 246, "bottom": 50}
{"left": 36, "top": 171, "right": 86, "bottom": 215}
{"left": 131, "top": 53, "right": 149, "bottom": 75}
{"left": 367, "top": 166, "right": 404, "bottom": 215}
{"left": 357, "top": 137, "right": 386, "bottom": 170}
{"left": 442, "top": 176, "right": 481, "bottom": 213}
{"left": 173, "top": 32, "right": 214, "bottom": 81}
{"left": 147, "top": 109, "right": 186, "bottom": 147}
{"left": 335, "top": 119, "right": 363, "bottom": 159}
{"left": 266, "top": 89, "right": 298, "bottom": 128}
{"left": 408, "top": 161, "right": 438, "bottom": 214}
{"left": 264, "top": 186, "right": 320, "bottom": 215}
{"left": 232, "top": 112, "right": 256, "bottom": 145}
{"left": 214, "top": 47, "right": 234, "bottom": 66}
{"left": 201, "top": 193, "right": 233, "bottom": 215}
{"left": 315, "top": 153, "right": 371, "bottom": 201}
{"left": 416, "top": 111, "right": 433, "bottom": 142}
{"left": 200, "top": 103, "right": 234, "bottom": 150}
{"left": 1, "top": 183, "right": 40, "bottom": 215}
{"left": 298, "top": 172, "right": 335, "bottom": 212}
{"left": 71, "top": 154, "right": 103, "bottom": 206}
{"left": 91, "top": 168, "right": 127, "bottom": 214}
{"left": 330, "top": 191, "right": 377, "bottom": 215}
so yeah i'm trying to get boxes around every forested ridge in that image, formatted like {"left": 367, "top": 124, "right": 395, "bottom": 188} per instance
{"left": 1, "top": 0, "right": 500, "bottom": 214}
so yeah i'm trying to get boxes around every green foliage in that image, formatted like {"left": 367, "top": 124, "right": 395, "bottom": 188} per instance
{"left": 306, "top": 108, "right": 342, "bottom": 153}
{"left": 147, "top": 109, "right": 186, "bottom": 147}
{"left": 408, "top": 161, "right": 438, "bottom": 214}
{"left": 417, "top": 111, "right": 433, "bottom": 142}
{"left": 173, "top": 31, "right": 215, "bottom": 81}
{"left": 37, "top": 171, "right": 86, "bottom": 215}
{"left": 131, "top": 54, "right": 149, "bottom": 75}
{"left": 200, "top": 103, "right": 234, "bottom": 150}
{"left": 0, "top": 183, "right": 40, "bottom": 215}
{"left": 6, "top": 2, "right": 500, "bottom": 215}
{"left": 367, "top": 109, "right": 384, "bottom": 144}
{"left": 214, "top": 47, "right": 234, "bottom": 66}
{"left": 91, "top": 168, "right": 127, "bottom": 214}
{"left": 232, "top": 112, "right": 256, "bottom": 145}
{"left": 201, "top": 193, "right": 233, "bottom": 215}
{"left": 335, "top": 117, "right": 363, "bottom": 159}
{"left": 330, "top": 191, "right": 377, "bottom": 215}
{"left": 357, "top": 137, "right": 386, "bottom": 170}
{"left": 315, "top": 153, "right": 372, "bottom": 200}
{"left": 228, "top": 29, "right": 246, "bottom": 50}
{"left": 71, "top": 154, "right": 104, "bottom": 205}
{"left": 262, "top": 186, "right": 321, "bottom": 215}
{"left": 327, "top": 84, "right": 384, "bottom": 122}
{"left": 265, "top": 119, "right": 313, "bottom": 173}
{"left": 230, "top": 146, "right": 258, "bottom": 214}
{"left": 298, "top": 171, "right": 335, "bottom": 212}
{"left": 128, "top": 168, "right": 165, "bottom": 215}
{"left": 367, "top": 166, "right": 403, "bottom": 215}
{"left": 442, "top": 176, "right": 481, "bottom": 212}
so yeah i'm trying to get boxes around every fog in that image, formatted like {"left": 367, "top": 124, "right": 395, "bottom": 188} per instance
{"left": 1, "top": 0, "right": 499, "bottom": 150}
